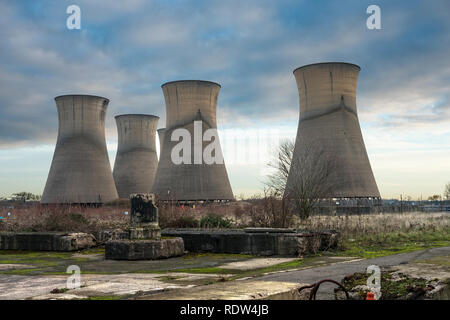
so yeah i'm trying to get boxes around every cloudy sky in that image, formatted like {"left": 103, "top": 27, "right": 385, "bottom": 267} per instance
{"left": 0, "top": 0, "right": 449, "bottom": 199}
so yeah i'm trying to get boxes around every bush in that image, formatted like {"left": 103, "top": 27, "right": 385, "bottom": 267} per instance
{"left": 199, "top": 214, "right": 232, "bottom": 229}
{"left": 161, "top": 215, "right": 199, "bottom": 228}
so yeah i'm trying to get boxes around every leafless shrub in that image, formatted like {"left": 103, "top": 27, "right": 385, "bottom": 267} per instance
{"left": 284, "top": 141, "right": 335, "bottom": 220}
{"left": 445, "top": 182, "right": 450, "bottom": 200}
{"left": 0, "top": 204, "right": 128, "bottom": 233}
{"left": 265, "top": 139, "right": 335, "bottom": 221}
{"left": 297, "top": 212, "right": 450, "bottom": 239}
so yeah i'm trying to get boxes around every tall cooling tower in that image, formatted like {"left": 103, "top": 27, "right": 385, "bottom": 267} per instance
{"left": 152, "top": 80, "right": 234, "bottom": 201}
{"left": 41, "top": 95, "right": 118, "bottom": 204}
{"left": 113, "top": 114, "right": 159, "bottom": 198}
{"left": 286, "top": 63, "right": 380, "bottom": 198}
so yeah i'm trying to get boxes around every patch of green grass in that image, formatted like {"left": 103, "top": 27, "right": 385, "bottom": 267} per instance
{"left": 182, "top": 252, "right": 253, "bottom": 260}
{"left": 334, "top": 230, "right": 450, "bottom": 259}
{"left": 77, "top": 247, "right": 105, "bottom": 255}
{"left": 0, "top": 251, "right": 72, "bottom": 259}
{"left": 173, "top": 258, "right": 309, "bottom": 279}
{"left": 0, "top": 268, "right": 42, "bottom": 275}
{"left": 0, "top": 250, "right": 91, "bottom": 270}
{"left": 170, "top": 267, "right": 236, "bottom": 274}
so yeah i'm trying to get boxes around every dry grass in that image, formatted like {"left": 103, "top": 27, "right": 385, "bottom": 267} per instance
{"left": 298, "top": 212, "right": 450, "bottom": 239}
{"left": 0, "top": 204, "right": 129, "bottom": 233}
{"left": 1, "top": 201, "right": 449, "bottom": 242}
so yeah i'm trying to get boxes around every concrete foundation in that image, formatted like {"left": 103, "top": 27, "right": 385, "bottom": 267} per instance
{"left": 105, "top": 193, "right": 185, "bottom": 260}
{"left": 0, "top": 232, "right": 96, "bottom": 251}
{"left": 105, "top": 238, "right": 185, "bottom": 260}
{"left": 161, "top": 229, "right": 338, "bottom": 256}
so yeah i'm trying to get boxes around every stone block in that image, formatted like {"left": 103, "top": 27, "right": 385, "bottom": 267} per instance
{"left": 0, "top": 232, "right": 96, "bottom": 251}
{"left": 105, "top": 237, "right": 184, "bottom": 260}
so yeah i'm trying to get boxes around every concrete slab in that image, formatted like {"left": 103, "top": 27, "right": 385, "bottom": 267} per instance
{"left": 135, "top": 280, "right": 310, "bottom": 300}
{"left": 0, "top": 272, "right": 231, "bottom": 300}
{"left": 0, "top": 275, "right": 68, "bottom": 300}
{"left": 220, "top": 258, "right": 298, "bottom": 271}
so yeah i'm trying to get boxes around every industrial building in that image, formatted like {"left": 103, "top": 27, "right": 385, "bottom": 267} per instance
{"left": 286, "top": 63, "right": 380, "bottom": 200}
{"left": 152, "top": 80, "right": 234, "bottom": 201}
{"left": 41, "top": 95, "right": 118, "bottom": 204}
{"left": 113, "top": 114, "right": 159, "bottom": 198}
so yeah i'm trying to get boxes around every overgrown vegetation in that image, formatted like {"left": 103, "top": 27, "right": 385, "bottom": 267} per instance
{"left": 337, "top": 271, "right": 433, "bottom": 300}
{"left": 0, "top": 204, "right": 128, "bottom": 233}
{"left": 264, "top": 139, "right": 336, "bottom": 221}
{"left": 1, "top": 202, "right": 449, "bottom": 260}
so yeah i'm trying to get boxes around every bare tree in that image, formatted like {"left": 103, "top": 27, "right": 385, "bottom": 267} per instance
{"left": 444, "top": 182, "right": 450, "bottom": 200}
{"left": 265, "top": 139, "right": 335, "bottom": 221}
{"left": 284, "top": 141, "right": 335, "bottom": 220}
{"left": 265, "top": 139, "right": 295, "bottom": 198}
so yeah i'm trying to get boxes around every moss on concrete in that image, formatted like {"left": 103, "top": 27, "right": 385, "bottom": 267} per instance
{"left": 340, "top": 271, "right": 430, "bottom": 300}
{"left": 77, "top": 247, "right": 105, "bottom": 255}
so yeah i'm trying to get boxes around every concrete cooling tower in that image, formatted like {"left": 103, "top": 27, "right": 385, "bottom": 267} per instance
{"left": 113, "top": 114, "right": 159, "bottom": 198}
{"left": 286, "top": 62, "right": 380, "bottom": 199}
{"left": 152, "top": 80, "right": 234, "bottom": 201}
{"left": 41, "top": 95, "right": 118, "bottom": 204}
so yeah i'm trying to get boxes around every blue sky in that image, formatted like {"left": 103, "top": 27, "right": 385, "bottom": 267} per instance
{"left": 0, "top": 0, "right": 449, "bottom": 199}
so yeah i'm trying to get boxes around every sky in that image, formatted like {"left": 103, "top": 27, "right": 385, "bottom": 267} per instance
{"left": 0, "top": 0, "right": 449, "bottom": 199}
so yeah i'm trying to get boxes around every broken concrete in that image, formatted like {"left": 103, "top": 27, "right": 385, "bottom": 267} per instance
{"left": 134, "top": 280, "right": 310, "bottom": 300}
{"left": 220, "top": 258, "right": 298, "bottom": 271}
{"left": 0, "top": 232, "right": 96, "bottom": 251}
{"left": 161, "top": 229, "right": 338, "bottom": 256}
{"left": 105, "top": 194, "right": 185, "bottom": 260}
{"left": 105, "top": 238, "right": 185, "bottom": 260}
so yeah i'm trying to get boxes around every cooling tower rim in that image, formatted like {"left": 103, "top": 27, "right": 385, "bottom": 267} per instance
{"left": 54, "top": 94, "right": 110, "bottom": 102}
{"left": 114, "top": 114, "right": 160, "bottom": 120}
{"left": 293, "top": 62, "right": 361, "bottom": 74}
{"left": 161, "top": 80, "right": 221, "bottom": 88}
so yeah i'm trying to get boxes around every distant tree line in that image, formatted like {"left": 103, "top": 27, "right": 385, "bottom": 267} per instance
{"left": 10, "top": 192, "right": 41, "bottom": 201}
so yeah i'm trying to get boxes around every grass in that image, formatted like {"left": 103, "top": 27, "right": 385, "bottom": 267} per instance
{"left": 182, "top": 252, "right": 253, "bottom": 260}
{"left": 332, "top": 229, "right": 450, "bottom": 258}
{"left": 0, "top": 249, "right": 96, "bottom": 275}
{"left": 78, "top": 247, "right": 105, "bottom": 255}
